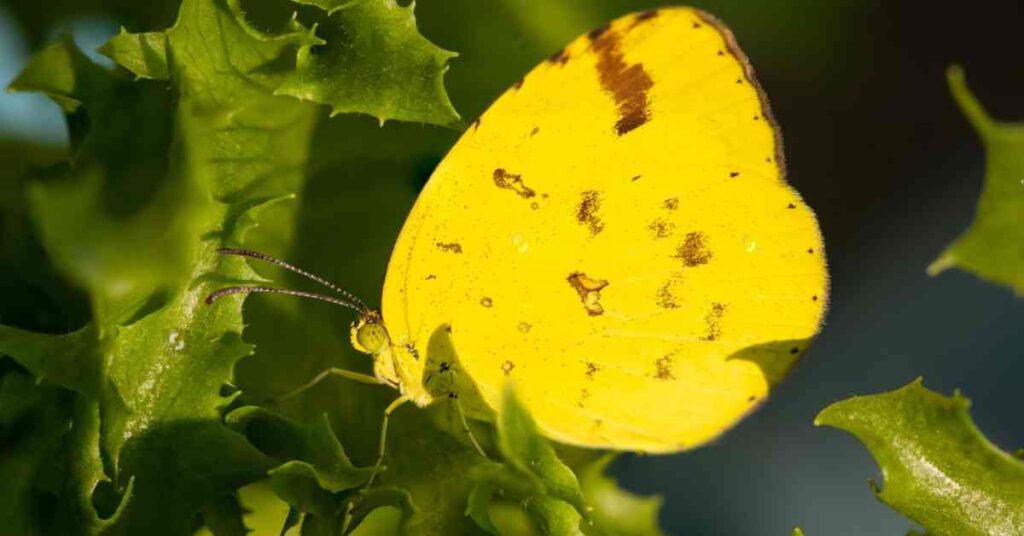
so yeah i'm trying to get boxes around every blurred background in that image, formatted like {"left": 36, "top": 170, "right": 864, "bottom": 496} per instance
{"left": 1, "top": 0, "right": 1022, "bottom": 534}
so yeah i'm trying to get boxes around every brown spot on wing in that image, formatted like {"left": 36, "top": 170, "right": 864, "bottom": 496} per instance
{"left": 588, "top": 23, "right": 611, "bottom": 41}
{"left": 517, "top": 321, "right": 532, "bottom": 333}
{"left": 493, "top": 168, "right": 536, "bottom": 199}
{"left": 635, "top": 9, "right": 659, "bottom": 22}
{"left": 589, "top": 27, "right": 654, "bottom": 135}
{"left": 577, "top": 387, "right": 591, "bottom": 408}
{"left": 530, "top": 126, "right": 540, "bottom": 136}
{"left": 548, "top": 48, "right": 569, "bottom": 65}
{"left": 654, "top": 356, "right": 675, "bottom": 380}
{"left": 675, "top": 232, "right": 712, "bottom": 267}
{"left": 648, "top": 218, "right": 675, "bottom": 239}
{"left": 568, "top": 272, "right": 609, "bottom": 316}
{"left": 514, "top": 78, "right": 524, "bottom": 90}
{"left": 501, "top": 360, "right": 515, "bottom": 375}
{"left": 576, "top": 190, "right": 605, "bottom": 236}
{"left": 435, "top": 242, "right": 462, "bottom": 254}
{"left": 584, "top": 362, "right": 600, "bottom": 380}
{"left": 700, "top": 302, "right": 727, "bottom": 341}
{"left": 656, "top": 279, "right": 681, "bottom": 309}
{"left": 480, "top": 297, "right": 493, "bottom": 308}
{"left": 663, "top": 197, "right": 679, "bottom": 211}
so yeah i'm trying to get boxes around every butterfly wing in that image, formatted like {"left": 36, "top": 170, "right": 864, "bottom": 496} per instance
{"left": 381, "top": 8, "right": 827, "bottom": 452}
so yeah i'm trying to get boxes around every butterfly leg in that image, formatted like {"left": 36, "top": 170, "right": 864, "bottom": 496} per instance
{"left": 276, "top": 368, "right": 385, "bottom": 401}
{"left": 451, "top": 395, "right": 489, "bottom": 459}
{"left": 367, "top": 394, "right": 412, "bottom": 487}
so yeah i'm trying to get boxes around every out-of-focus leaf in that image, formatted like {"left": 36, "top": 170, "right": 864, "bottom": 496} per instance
{"left": 577, "top": 455, "right": 664, "bottom": 536}
{"left": 0, "top": 370, "right": 74, "bottom": 536}
{"left": 199, "top": 493, "right": 250, "bottom": 536}
{"left": 816, "top": 379, "right": 1024, "bottom": 536}
{"left": 928, "top": 66, "right": 1024, "bottom": 294}
{"left": 279, "top": 0, "right": 459, "bottom": 125}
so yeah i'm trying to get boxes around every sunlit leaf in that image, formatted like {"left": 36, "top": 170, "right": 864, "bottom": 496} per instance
{"left": 816, "top": 379, "right": 1024, "bottom": 536}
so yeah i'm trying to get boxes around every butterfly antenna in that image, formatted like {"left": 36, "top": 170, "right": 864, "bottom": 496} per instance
{"left": 216, "top": 248, "right": 369, "bottom": 313}
{"left": 205, "top": 286, "right": 365, "bottom": 313}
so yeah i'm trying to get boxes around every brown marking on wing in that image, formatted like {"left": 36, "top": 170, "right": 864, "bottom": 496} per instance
{"left": 648, "top": 218, "right": 675, "bottom": 239}
{"left": 577, "top": 387, "right": 591, "bottom": 408}
{"left": 568, "top": 272, "right": 610, "bottom": 316}
{"left": 471, "top": 117, "right": 481, "bottom": 130}
{"left": 729, "top": 171, "right": 740, "bottom": 178}
{"left": 480, "top": 297, "right": 493, "bottom": 308}
{"left": 656, "top": 279, "right": 681, "bottom": 309}
{"left": 435, "top": 242, "right": 463, "bottom": 254}
{"left": 501, "top": 360, "right": 515, "bottom": 375}
{"left": 588, "top": 23, "right": 611, "bottom": 41}
{"left": 695, "top": 10, "right": 787, "bottom": 179}
{"left": 635, "top": 9, "right": 659, "bottom": 22}
{"left": 517, "top": 321, "right": 532, "bottom": 333}
{"left": 576, "top": 190, "right": 605, "bottom": 236}
{"left": 654, "top": 356, "right": 675, "bottom": 380}
{"left": 548, "top": 48, "right": 569, "bottom": 65}
{"left": 493, "top": 168, "right": 536, "bottom": 199}
{"left": 663, "top": 197, "right": 679, "bottom": 211}
{"left": 585, "top": 362, "right": 600, "bottom": 380}
{"left": 425, "top": 274, "right": 437, "bottom": 280}
{"left": 631, "top": 175, "right": 642, "bottom": 182}
{"left": 675, "top": 232, "right": 712, "bottom": 267}
{"left": 700, "top": 302, "right": 727, "bottom": 341}
{"left": 514, "top": 78, "right": 524, "bottom": 90}
{"left": 589, "top": 26, "right": 654, "bottom": 135}
{"left": 530, "top": 126, "right": 540, "bottom": 136}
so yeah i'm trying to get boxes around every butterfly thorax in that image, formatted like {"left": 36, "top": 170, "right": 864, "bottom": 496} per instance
{"left": 350, "top": 312, "right": 434, "bottom": 406}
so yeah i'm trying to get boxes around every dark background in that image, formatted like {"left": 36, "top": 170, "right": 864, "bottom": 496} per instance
{"left": 1, "top": 1, "right": 1022, "bottom": 534}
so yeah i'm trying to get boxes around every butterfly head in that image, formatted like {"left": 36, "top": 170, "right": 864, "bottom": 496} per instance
{"left": 350, "top": 310, "right": 390, "bottom": 356}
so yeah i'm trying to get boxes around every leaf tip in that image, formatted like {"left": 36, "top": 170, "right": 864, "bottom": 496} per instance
{"left": 946, "top": 65, "right": 994, "bottom": 136}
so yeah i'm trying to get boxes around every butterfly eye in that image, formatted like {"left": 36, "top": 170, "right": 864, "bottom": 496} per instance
{"left": 354, "top": 321, "right": 390, "bottom": 355}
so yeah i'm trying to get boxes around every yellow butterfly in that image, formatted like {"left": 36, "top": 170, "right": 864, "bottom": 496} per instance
{"left": 210, "top": 7, "right": 827, "bottom": 459}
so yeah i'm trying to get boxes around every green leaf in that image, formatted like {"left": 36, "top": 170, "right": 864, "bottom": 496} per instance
{"left": 4, "top": 0, "right": 325, "bottom": 531}
{"left": 277, "top": 0, "right": 460, "bottom": 125}
{"left": 816, "top": 379, "right": 1024, "bottom": 536}
{"left": 226, "top": 407, "right": 375, "bottom": 492}
{"left": 496, "top": 384, "right": 584, "bottom": 512}
{"left": 927, "top": 66, "right": 1024, "bottom": 293}
{"left": 577, "top": 456, "right": 665, "bottom": 536}
{"left": 98, "top": 29, "right": 170, "bottom": 80}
